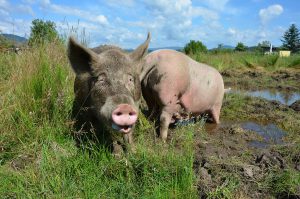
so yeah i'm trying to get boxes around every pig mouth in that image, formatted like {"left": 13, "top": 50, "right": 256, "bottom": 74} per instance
{"left": 111, "top": 123, "right": 133, "bottom": 134}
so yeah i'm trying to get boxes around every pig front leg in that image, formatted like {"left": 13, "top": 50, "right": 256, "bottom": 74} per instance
{"left": 159, "top": 110, "right": 172, "bottom": 141}
{"left": 123, "top": 132, "right": 136, "bottom": 153}
{"left": 159, "top": 104, "right": 180, "bottom": 141}
{"left": 123, "top": 132, "right": 133, "bottom": 144}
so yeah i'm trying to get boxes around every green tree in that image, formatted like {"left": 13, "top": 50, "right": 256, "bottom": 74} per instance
{"left": 256, "top": 40, "right": 271, "bottom": 53}
{"left": 28, "top": 19, "right": 59, "bottom": 46}
{"left": 259, "top": 40, "right": 271, "bottom": 48}
{"left": 281, "top": 24, "right": 300, "bottom": 53}
{"left": 235, "top": 42, "right": 247, "bottom": 51}
{"left": 184, "top": 40, "right": 207, "bottom": 55}
{"left": 217, "top": 43, "right": 224, "bottom": 49}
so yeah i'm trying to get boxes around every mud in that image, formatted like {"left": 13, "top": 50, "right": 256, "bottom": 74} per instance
{"left": 194, "top": 122, "right": 299, "bottom": 198}
{"left": 222, "top": 68, "right": 300, "bottom": 91}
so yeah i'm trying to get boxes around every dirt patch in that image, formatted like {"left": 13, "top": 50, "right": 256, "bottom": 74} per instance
{"left": 193, "top": 124, "right": 299, "bottom": 198}
{"left": 222, "top": 68, "right": 300, "bottom": 91}
{"left": 10, "top": 154, "right": 35, "bottom": 170}
{"left": 192, "top": 91, "right": 300, "bottom": 198}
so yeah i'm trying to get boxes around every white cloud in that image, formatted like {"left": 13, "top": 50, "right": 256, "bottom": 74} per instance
{"left": 203, "top": 0, "right": 230, "bottom": 11}
{"left": 0, "top": 0, "right": 34, "bottom": 35}
{"left": 192, "top": 6, "right": 219, "bottom": 21}
{"left": 41, "top": 0, "right": 109, "bottom": 26}
{"left": 138, "top": 0, "right": 220, "bottom": 42}
{"left": 227, "top": 28, "right": 236, "bottom": 36}
{"left": 0, "top": 19, "right": 31, "bottom": 37}
{"left": 0, "top": 0, "right": 34, "bottom": 16}
{"left": 259, "top": 4, "right": 283, "bottom": 25}
{"left": 95, "top": 15, "right": 108, "bottom": 25}
{"left": 2, "top": 0, "right": 289, "bottom": 49}
{"left": 106, "top": 0, "right": 135, "bottom": 7}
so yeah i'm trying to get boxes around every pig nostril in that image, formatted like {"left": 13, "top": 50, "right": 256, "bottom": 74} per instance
{"left": 129, "top": 112, "right": 135, "bottom": 116}
{"left": 116, "top": 112, "right": 122, "bottom": 116}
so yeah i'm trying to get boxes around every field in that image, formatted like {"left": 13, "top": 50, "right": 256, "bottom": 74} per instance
{"left": 0, "top": 42, "right": 299, "bottom": 198}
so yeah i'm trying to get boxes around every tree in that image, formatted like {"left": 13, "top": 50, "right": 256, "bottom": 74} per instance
{"left": 184, "top": 40, "right": 207, "bottom": 55}
{"left": 28, "top": 19, "right": 59, "bottom": 46}
{"left": 256, "top": 40, "right": 271, "bottom": 53}
{"left": 217, "top": 43, "right": 224, "bottom": 49}
{"left": 235, "top": 42, "right": 247, "bottom": 51}
{"left": 281, "top": 24, "right": 300, "bottom": 53}
{"left": 258, "top": 40, "right": 271, "bottom": 48}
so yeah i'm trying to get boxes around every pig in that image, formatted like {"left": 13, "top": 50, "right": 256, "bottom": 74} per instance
{"left": 141, "top": 49, "right": 224, "bottom": 141}
{"left": 68, "top": 33, "right": 150, "bottom": 153}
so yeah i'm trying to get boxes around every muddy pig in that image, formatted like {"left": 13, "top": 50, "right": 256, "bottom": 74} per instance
{"left": 68, "top": 33, "right": 150, "bottom": 153}
{"left": 141, "top": 49, "right": 224, "bottom": 141}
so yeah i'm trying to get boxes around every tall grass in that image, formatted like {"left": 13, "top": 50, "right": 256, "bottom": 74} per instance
{"left": 0, "top": 42, "right": 197, "bottom": 198}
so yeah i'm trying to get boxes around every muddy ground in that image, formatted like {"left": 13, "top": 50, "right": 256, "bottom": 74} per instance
{"left": 173, "top": 69, "right": 300, "bottom": 198}
{"left": 222, "top": 68, "right": 300, "bottom": 92}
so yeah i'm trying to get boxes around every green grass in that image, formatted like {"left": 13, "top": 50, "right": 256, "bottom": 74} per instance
{"left": 190, "top": 51, "right": 300, "bottom": 71}
{"left": 0, "top": 42, "right": 197, "bottom": 198}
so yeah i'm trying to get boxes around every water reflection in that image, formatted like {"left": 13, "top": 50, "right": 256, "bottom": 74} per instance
{"left": 229, "top": 89, "right": 300, "bottom": 105}
{"left": 241, "top": 122, "right": 286, "bottom": 148}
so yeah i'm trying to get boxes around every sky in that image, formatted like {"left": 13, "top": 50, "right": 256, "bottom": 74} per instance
{"left": 0, "top": 0, "right": 299, "bottom": 49}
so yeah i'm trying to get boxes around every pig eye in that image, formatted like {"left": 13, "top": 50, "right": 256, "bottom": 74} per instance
{"left": 128, "top": 75, "right": 134, "bottom": 82}
{"left": 98, "top": 74, "right": 106, "bottom": 83}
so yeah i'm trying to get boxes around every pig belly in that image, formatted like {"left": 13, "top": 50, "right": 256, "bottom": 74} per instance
{"left": 180, "top": 78, "right": 220, "bottom": 114}
{"left": 180, "top": 87, "right": 213, "bottom": 114}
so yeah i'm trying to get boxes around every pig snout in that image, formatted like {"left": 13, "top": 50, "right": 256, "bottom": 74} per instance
{"left": 111, "top": 104, "right": 138, "bottom": 133}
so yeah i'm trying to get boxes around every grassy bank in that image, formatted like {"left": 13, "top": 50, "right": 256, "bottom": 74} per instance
{"left": 190, "top": 51, "right": 300, "bottom": 71}
{"left": 191, "top": 52, "right": 300, "bottom": 71}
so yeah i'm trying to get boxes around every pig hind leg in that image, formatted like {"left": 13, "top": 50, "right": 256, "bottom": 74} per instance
{"left": 210, "top": 104, "right": 221, "bottom": 124}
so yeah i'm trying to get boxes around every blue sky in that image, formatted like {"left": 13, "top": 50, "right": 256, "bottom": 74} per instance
{"left": 1, "top": 0, "right": 299, "bottom": 48}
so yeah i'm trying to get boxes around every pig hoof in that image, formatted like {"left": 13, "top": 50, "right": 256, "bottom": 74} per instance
{"left": 129, "top": 145, "right": 137, "bottom": 154}
{"left": 112, "top": 141, "right": 125, "bottom": 158}
{"left": 113, "top": 152, "right": 122, "bottom": 159}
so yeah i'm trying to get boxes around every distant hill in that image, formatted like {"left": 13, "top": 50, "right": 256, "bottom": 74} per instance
{"left": 209, "top": 45, "right": 235, "bottom": 51}
{"left": 148, "top": 46, "right": 183, "bottom": 52}
{"left": 222, "top": 45, "right": 235, "bottom": 49}
{"left": 1, "top": 34, "right": 28, "bottom": 43}
{"left": 125, "top": 46, "right": 183, "bottom": 52}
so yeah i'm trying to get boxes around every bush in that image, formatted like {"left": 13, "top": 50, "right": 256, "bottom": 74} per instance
{"left": 28, "top": 19, "right": 60, "bottom": 46}
{"left": 184, "top": 40, "right": 207, "bottom": 55}
{"left": 235, "top": 42, "right": 247, "bottom": 52}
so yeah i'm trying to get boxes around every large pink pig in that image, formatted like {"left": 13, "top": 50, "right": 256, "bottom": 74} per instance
{"left": 141, "top": 49, "right": 225, "bottom": 141}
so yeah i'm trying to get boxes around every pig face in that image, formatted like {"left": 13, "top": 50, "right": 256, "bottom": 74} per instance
{"left": 68, "top": 33, "right": 150, "bottom": 134}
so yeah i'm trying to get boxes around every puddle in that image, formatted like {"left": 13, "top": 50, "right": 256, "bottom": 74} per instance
{"left": 229, "top": 89, "right": 300, "bottom": 105}
{"left": 204, "top": 121, "right": 287, "bottom": 149}
{"left": 241, "top": 122, "right": 286, "bottom": 148}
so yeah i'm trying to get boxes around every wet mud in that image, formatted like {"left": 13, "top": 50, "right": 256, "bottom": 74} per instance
{"left": 222, "top": 68, "right": 300, "bottom": 91}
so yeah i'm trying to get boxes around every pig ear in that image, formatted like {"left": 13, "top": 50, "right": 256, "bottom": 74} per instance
{"left": 68, "top": 37, "right": 98, "bottom": 75}
{"left": 130, "top": 32, "right": 151, "bottom": 61}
